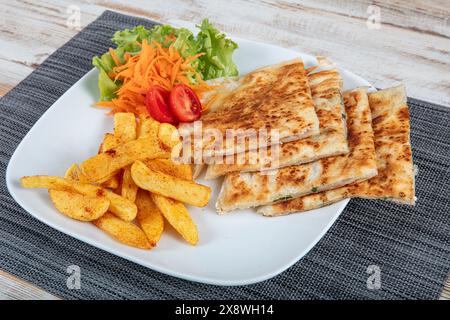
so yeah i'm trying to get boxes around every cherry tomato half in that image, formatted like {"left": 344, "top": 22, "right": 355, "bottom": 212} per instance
{"left": 145, "top": 86, "right": 178, "bottom": 124}
{"left": 169, "top": 84, "right": 202, "bottom": 122}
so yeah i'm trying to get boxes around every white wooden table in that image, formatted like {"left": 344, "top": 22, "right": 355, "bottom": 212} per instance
{"left": 0, "top": 0, "right": 448, "bottom": 300}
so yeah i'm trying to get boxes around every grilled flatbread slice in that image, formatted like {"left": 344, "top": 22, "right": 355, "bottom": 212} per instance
{"left": 216, "top": 87, "right": 377, "bottom": 213}
{"left": 200, "top": 76, "right": 241, "bottom": 113}
{"left": 179, "top": 59, "right": 319, "bottom": 158}
{"left": 204, "top": 66, "right": 347, "bottom": 180}
{"left": 259, "top": 85, "right": 415, "bottom": 216}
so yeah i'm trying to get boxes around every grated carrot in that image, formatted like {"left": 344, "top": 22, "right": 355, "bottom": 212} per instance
{"left": 108, "top": 48, "right": 121, "bottom": 66}
{"left": 97, "top": 40, "right": 213, "bottom": 116}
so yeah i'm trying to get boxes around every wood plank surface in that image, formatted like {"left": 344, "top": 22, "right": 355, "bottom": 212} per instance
{"left": 0, "top": 0, "right": 449, "bottom": 106}
{"left": 0, "top": 270, "right": 59, "bottom": 300}
{"left": 0, "top": 0, "right": 448, "bottom": 300}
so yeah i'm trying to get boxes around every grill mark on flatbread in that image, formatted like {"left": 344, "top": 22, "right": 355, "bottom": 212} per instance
{"left": 216, "top": 88, "right": 378, "bottom": 213}
{"left": 204, "top": 66, "right": 348, "bottom": 180}
{"left": 179, "top": 59, "right": 319, "bottom": 157}
{"left": 259, "top": 85, "right": 415, "bottom": 216}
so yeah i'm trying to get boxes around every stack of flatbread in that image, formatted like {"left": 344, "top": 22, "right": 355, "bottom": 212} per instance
{"left": 187, "top": 58, "right": 416, "bottom": 215}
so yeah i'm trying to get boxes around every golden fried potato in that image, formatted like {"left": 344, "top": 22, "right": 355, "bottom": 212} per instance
{"left": 135, "top": 190, "right": 164, "bottom": 247}
{"left": 97, "top": 134, "right": 122, "bottom": 187}
{"left": 93, "top": 212, "right": 151, "bottom": 249}
{"left": 80, "top": 136, "right": 170, "bottom": 183}
{"left": 98, "top": 133, "right": 119, "bottom": 153}
{"left": 151, "top": 193, "right": 198, "bottom": 245}
{"left": 64, "top": 163, "right": 80, "bottom": 180}
{"left": 21, "top": 176, "right": 68, "bottom": 190}
{"left": 64, "top": 164, "right": 89, "bottom": 183}
{"left": 100, "top": 173, "right": 120, "bottom": 190}
{"left": 49, "top": 189, "right": 109, "bottom": 221}
{"left": 138, "top": 115, "right": 160, "bottom": 138}
{"left": 112, "top": 113, "right": 139, "bottom": 201}
{"left": 131, "top": 160, "right": 211, "bottom": 207}
{"left": 121, "top": 166, "right": 138, "bottom": 202}
{"left": 67, "top": 161, "right": 119, "bottom": 190}
{"left": 143, "top": 158, "right": 193, "bottom": 181}
{"left": 158, "top": 123, "right": 180, "bottom": 149}
{"left": 21, "top": 176, "right": 137, "bottom": 221}
{"left": 114, "top": 112, "right": 137, "bottom": 143}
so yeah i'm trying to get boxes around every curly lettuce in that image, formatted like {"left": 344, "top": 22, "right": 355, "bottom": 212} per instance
{"left": 195, "top": 19, "right": 239, "bottom": 79}
{"left": 92, "top": 53, "right": 120, "bottom": 101}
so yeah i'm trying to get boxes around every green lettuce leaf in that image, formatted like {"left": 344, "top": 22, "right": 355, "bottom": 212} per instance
{"left": 172, "top": 28, "right": 199, "bottom": 58}
{"left": 112, "top": 25, "right": 198, "bottom": 56}
{"left": 92, "top": 54, "right": 120, "bottom": 101}
{"left": 196, "top": 19, "right": 238, "bottom": 79}
{"left": 112, "top": 25, "right": 151, "bottom": 48}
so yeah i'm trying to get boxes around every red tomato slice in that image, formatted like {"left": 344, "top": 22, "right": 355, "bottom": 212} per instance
{"left": 145, "top": 86, "right": 178, "bottom": 124}
{"left": 169, "top": 84, "right": 202, "bottom": 122}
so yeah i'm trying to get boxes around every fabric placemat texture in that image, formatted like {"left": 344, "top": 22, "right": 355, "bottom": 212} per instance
{"left": 0, "top": 10, "right": 449, "bottom": 300}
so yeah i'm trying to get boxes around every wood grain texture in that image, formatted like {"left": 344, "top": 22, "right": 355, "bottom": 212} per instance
{"left": 0, "top": 270, "right": 59, "bottom": 300}
{"left": 0, "top": 0, "right": 448, "bottom": 105}
{"left": 0, "top": 0, "right": 448, "bottom": 300}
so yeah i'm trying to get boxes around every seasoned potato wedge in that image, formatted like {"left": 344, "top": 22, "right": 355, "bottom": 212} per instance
{"left": 21, "top": 175, "right": 70, "bottom": 190}
{"left": 158, "top": 123, "right": 180, "bottom": 149}
{"left": 64, "top": 163, "right": 80, "bottom": 180}
{"left": 114, "top": 113, "right": 137, "bottom": 143}
{"left": 64, "top": 164, "right": 89, "bottom": 183}
{"left": 138, "top": 115, "right": 160, "bottom": 138}
{"left": 131, "top": 160, "right": 211, "bottom": 207}
{"left": 143, "top": 158, "right": 193, "bottom": 181}
{"left": 135, "top": 190, "right": 164, "bottom": 247}
{"left": 21, "top": 176, "right": 137, "bottom": 221}
{"left": 151, "top": 193, "right": 198, "bottom": 245}
{"left": 99, "top": 133, "right": 119, "bottom": 153}
{"left": 66, "top": 161, "right": 119, "bottom": 190}
{"left": 93, "top": 212, "right": 152, "bottom": 249}
{"left": 98, "top": 133, "right": 121, "bottom": 186}
{"left": 80, "top": 136, "right": 170, "bottom": 183}
{"left": 49, "top": 189, "right": 109, "bottom": 221}
{"left": 112, "top": 113, "right": 139, "bottom": 201}
{"left": 101, "top": 173, "right": 121, "bottom": 190}
{"left": 121, "top": 166, "right": 138, "bottom": 202}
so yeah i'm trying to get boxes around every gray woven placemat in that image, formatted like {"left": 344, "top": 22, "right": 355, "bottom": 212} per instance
{"left": 0, "top": 10, "right": 449, "bottom": 300}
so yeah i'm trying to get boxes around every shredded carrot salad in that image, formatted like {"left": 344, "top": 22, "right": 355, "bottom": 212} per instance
{"left": 96, "top": 39, "right": 212, "bottom": 115}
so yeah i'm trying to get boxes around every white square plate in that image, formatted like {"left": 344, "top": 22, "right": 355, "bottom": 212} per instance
{"left": 6, "top": 32, "right": 372, "bottom": 285}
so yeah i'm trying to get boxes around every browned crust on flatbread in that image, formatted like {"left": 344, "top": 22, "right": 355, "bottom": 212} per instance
{"left": 363, "top": 86, "right": 415, "bottom": 202}
{"left": 180, "top": 59, "right": 319, "bottom": 157}
{"left": 259, "top": 85, "right": 415, "bottom": 216}
{"left": 204, "top": 67, "right": 347, "bottom": 179}
{"left": 216, "top": 87, "right": 377, "bottom": 213}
